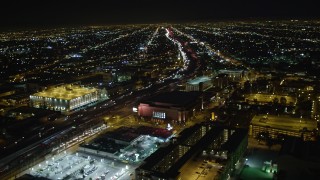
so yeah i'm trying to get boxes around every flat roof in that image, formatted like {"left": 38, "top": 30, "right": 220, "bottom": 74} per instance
{"left": 252, "top": 115, "right": 317, "bottom": 132}
{"left": 138, "top": 124, "right": 247, "bottom": 179}
{"left": 187, "top": 76, "right": 211, "bottom": 85}
{"left": 81, "top": 138, "right": 126, "bottom": 154}
{"left": 218, "top": 69, "right": 244, "bottom": 73}
{"left": 143, "top": 91, "right": 201, "bottom": 107}
{"left": 245, "top": 94, "right": 296, "bottom": 104}
{"left": 32, "top": 85, "right": 96, "bottom": 100}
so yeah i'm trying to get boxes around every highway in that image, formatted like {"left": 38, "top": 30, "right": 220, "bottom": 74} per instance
{"left": 0, "top": 74, "right": 185, "bottom": 180}
{"left": 0, "top": 26, "right": 214, "bottom": 179}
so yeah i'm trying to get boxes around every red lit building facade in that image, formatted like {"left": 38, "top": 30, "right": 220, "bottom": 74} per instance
{"left": 137, "top": 91, "right": 202, "bottom": 123}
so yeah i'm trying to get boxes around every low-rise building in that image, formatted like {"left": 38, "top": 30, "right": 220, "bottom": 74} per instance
{"left": 138, "top": 91, "right": 202, "bottom": 123}
{"left": 30, "top": 84, "right": 106, "bottom": 112}
{"left": 79, "top": 126, "right": 172, "bottom": 163}
{"left": 186, "top": 76, "right": 212, "bottom": 92}
{"left": 250, "top": 115, "right": 317, "bottom": 141}
{"left": 218, "top": 69, "right": 246, "bottom": 81}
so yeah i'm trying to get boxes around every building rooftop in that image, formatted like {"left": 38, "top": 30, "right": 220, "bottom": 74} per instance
{"left": 252, "top": 115, "right": 317, "bottom": 132}
{"left": 81, "top": 138, "right": 126, "bottom": 154}
{"left": 143, "top": 91, "right": 201, "bottom": 107}
{"left": 103, "top": 127, "right": 140, "bottom": 143}
{"left": 218, "top": 69, "right": 244, "bottom": 74}
{"left": 137, "top": 124, "right": 248, "bottom": 179}
{"left": 136, "top": 126, "right": 172, "bottom": 139}
{"left": 187, "top": 76, "right": 211, "bottom": 85}
{"left": 245, "top": 93, "right": 297, "bottom": 105}
{"left": 32, "top": 84, "right": 96, "bottom": 100}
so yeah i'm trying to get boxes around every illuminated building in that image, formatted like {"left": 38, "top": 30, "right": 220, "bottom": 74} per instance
{"left": 135, "top": 124, "right": 248, "bottom": 180}
{"left": 138, "top": 91, "right": 202, "bottom": 123}
{"left": 30, "top": 84, "right": 102, "bottom": 112}
{"left": 212, "top": 74, "right": 229, "bottom": 89}
{"left": 218, "top": 69, "right": 245, "bottom": 81}
{"left": 250, "top": 115, "right": 317, "bottom": 141}
{"left": 186, "top": 76, "right": 212, "bottom": 92}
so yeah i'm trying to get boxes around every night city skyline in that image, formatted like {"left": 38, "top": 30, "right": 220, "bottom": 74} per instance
{"left": 0, "top": 1, "right": 320, "bottom": 180}
{"left": 1, "top": 0, "right": 319, "bottom": 27}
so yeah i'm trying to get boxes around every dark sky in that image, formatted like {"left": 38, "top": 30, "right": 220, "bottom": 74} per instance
{"left": 1, "top": 0, "right": 319, "bottom": 27}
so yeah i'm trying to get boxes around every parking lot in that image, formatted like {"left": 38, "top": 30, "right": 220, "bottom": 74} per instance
{"left": 245, "top": 94, "right": 296, "bottom": 105}
{"left": 116, "top": 135, "right": 163, "bottom": 163}
{"left": 28, "top": 151, "right": 136, "bottom": 180}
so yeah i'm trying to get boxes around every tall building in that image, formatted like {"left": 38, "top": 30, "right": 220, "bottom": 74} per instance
{"left": 30, "top": 84, "right": 102, "bottom": 112}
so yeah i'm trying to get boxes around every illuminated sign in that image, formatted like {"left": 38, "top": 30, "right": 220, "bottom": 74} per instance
{"left": 153, "top": 111, "right": 166, "bottom": 119}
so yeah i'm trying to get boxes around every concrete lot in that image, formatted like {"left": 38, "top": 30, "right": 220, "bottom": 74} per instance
{"left": 28, "top": 151, "right": 137, "bottom": 180}
{"left": 116, "top": 135, "right": 163, "bottom": 163}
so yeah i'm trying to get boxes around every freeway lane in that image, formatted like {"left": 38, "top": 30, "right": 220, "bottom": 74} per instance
{"left": 0, "top": 77, "right": 182, "bottom": 179}
{"left": 1, "top": 25, "right": 206, "bottom": 179}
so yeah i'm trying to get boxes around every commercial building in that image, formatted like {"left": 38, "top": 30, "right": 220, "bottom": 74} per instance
{"left": 218, "top": 69, "right": 245, "bottom": 81}
{"left": 138, "top": 91, "right": 202, "bottom": 123}
{"left": 79, "top": 126, "right": 172, "bottom": 163}
{"left": 250, "top": 115, "right": 317, "bottom": 141}
{"left": 186, "top": 76, "right": 212, "bottom": 92}
{"left": 280, "top": 78, "right": 316, "bottom": 93}
{"left": 212, "top": 74, "right": 230, "bottom": 89}
{"left": 30, "top": 84, "right": 106, "bottom": 112}
{"left": 135, "top": 124, "right": 248, "bottom": 180}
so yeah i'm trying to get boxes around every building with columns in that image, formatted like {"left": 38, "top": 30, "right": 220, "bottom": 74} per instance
{"left": 186, "top": 76, "right": 212, "bottom": 92}
{"left": 30, "top": 84, "right": 101, "bottom": 112}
